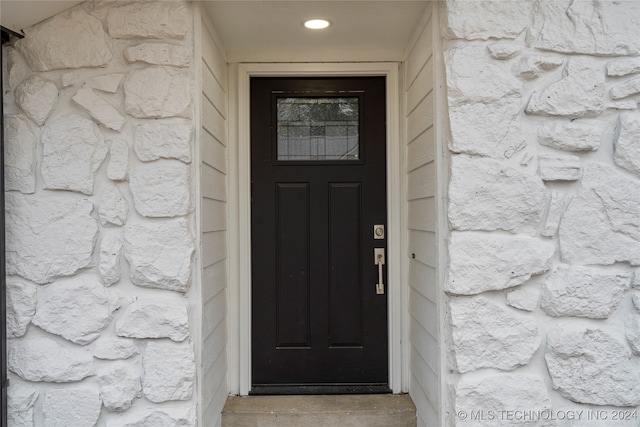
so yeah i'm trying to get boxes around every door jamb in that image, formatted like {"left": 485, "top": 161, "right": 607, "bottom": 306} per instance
{"left": 229, "top": 62, "right": 406, "bottom": 395}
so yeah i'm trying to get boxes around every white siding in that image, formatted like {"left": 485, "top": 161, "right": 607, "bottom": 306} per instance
{"left": 199, "top": 13, "right": 228, "bottom": 427}
{"left": 404, "top": 4, "right": 439, "bottom": 426}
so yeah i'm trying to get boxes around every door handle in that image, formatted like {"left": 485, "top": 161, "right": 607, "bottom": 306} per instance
{"left": 374, "top": 248, "right": 385, "bottom": 295}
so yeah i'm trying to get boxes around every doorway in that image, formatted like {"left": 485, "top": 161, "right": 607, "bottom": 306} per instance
{"left": 250, "top": 77, "right": 388, "bottom": 394}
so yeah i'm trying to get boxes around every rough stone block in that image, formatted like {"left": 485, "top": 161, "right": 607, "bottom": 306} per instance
{"left": 5, "top": 193, "right": 98, "bottom": 284}
{"left": 107, "top": 137, "right": 129, "bottom": 181}
{"left": 124, "top": 218, "right": 194, "bottom": 292}
{"left": 8, "top": 337, "right": 94, "bottom": 382}
{"left": 633, "top": 292, "right": 640, "bottom": 313}
{"left": 41, "top": 113, "right": 108, "bottom": 195}
{"left": 541, "top": 265, "right": 630, "bottom": 318}
{"left": 559, "top": 163, "right": 640, "bottom": 265}
{"left": 541, "top": 191, "right": 567, "bottom": 238}
{"left": 100, "top": 233, "right": 123, "bottom": 286}
{"left": 107, "top": 2, "right": 187, "bottom": 40}
{"left": 8, "top": 386, "right": 38, "bottom": 427}
{"left": 72, "top": 86, "right": 126, "bottom": 131}
{"left": 115, "top": 296, "right": 189, "bottom": 342}
{"left": 99, "top": 185, "right": 128, "bottom": 226}
{"left": 538, "top": 121, "right": 602, "bottom": 152}
{"left": 130, "top": 160, "right": 191, "bottom": 217}
{"left": 15, "top": 75, "right": 58, "bottom": 125}
{"left": 106, "top": 406, "right": 196, "bottom": 427}
{"left": 94, "top": 337, "right": 139, "bottom": 361}
{"left": 506, "top": 286, "right": 540, "bottom": 312}
{"left": 607, "top": 58, "right": 640, "bottom": 77}
{"left": 513, "top": 56, "right": 564, "bottom": 80}
{"left": 16, "top": 10, "right": 113, "bottom": 71}
{"left": 487, "top": 43, "right": 521, "bottom": 60}
{"left": 87, "top": 73, "right": 124, "bottom": 93}
{"left": 125, "top": 68, "right": 191, "bottom": 119}
{"left": 449, "top": 297, "right": 540, "bottom": 373}
{"left": 610, "top": 76, "right": 640, "bottom": 100}
{"left": 614, "top": 113, "right": 640, "bottom": 177}
{"left": 4, "top": 115, "right": 37, "bottom": 193}
{"left": 143, "top": 340, "right": 195, "bottom": 402}
{"left": 446, "top": 232, "right": 555, "bottom": 295}
{"left": 528, "top": 0, "right": 640, "bottom": 56}
{"left": 43, "top": 388, "right": 102, "bottom": 427}
{"left": 444, "top": 0, "right": 531, "bottom": 40}
{"left": 537, "top": 154, "right": 581, "bottom": 181}
{"left": 33, "top": 277, "right": 118, "bottom": 345}
{"left": 134, "top": 122, "right": 192, "bottom": 163}
{"left": 626, "top": 317, "right": 640, "bottom": 355}
{"left": 6, "top": 279, "right": 37, "bottom": 338}
{"left": 2, "top": 46, "right": 31, "bottom": 90}
{"left": 98, "top": 364, "right": 142, "bottom": 412}
{"left": 526, "top": 57, "right": 605, "bottom": 117}
{"left": 449, "top": 156, "right": 547, "bottom": 234}
{"left": 545, "top": 327, "right": 640, "bottom": 406}
{"left": 125, "top": 43, "right": 191, "bottom": 67}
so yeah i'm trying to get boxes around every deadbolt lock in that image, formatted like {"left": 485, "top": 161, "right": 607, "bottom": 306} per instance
{"left": 374, "top": 224, "right": 385, "bottom": 240}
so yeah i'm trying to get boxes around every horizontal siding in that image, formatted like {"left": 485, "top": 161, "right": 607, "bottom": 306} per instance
{"left": 202, "top": 131, "right": 227, "bottom": 173}
{"left": 410, "top": 346, "right": 439, "bottom": 411}
{"left": 202, "top": 230, "right": 226, "bottom": 268}
{"left": 203, "top": 95, "right": 227, "bottom": 146}
{"left": 408, "top": 260, "right": 437, "bottom": 304}
{"left": 407, "top": 93, "right": 434, "bottom": 143}
{"left": 406, "top": 59, "right": 434, "bottom": 115}
{"left": 408, "top": 230, "right": 436, "bottom": 268}
{"left": 203, "top": 260, "right": 227, "bottom": 303}
{"left": 202, "top": 166, "right": 227, "bottom": 202}
{"left": 408, "top": 198, "right": 436, "bottom": 232}
{"left": 203, "top": 290, "right": 226, "bottom": 341}
{"left": 202, "top": 199, "right": 227, "bottom": 232}
{"left": 407, "top": 128, "right": 435, "bottom": 172}
{"left": 407, "top": 162, "right": 435, "bottom": 200}
{"left": 405, "top": 9, "right": 433, "bottom": 89}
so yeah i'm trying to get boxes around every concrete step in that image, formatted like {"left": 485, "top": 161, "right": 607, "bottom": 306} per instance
{"left": 222, "top": 394, "right": 416, "bottom": 427}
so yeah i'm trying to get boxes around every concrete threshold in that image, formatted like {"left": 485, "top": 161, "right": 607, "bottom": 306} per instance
{"left": 222, "top": 394, "right": 417, "bottom": 427}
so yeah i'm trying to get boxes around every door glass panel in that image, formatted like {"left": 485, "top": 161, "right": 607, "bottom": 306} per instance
{"left": 277, "top": 97, "right": 359, "bottom": 161}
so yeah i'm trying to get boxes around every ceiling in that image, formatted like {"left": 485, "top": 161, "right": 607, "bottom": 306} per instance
{"left": 1, "top": 1, "right": 429, "bottom": 60}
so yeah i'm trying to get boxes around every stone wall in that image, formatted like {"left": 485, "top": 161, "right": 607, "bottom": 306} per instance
{"left": 3, "top": 1, "right": 199, "bottom": 425}
{"left": 443, "top": 0, "right": 640, "bottom": 425}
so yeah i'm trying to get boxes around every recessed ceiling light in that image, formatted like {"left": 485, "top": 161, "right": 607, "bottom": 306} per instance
{"left": 303, "top": 19, "right": 332, "bottom": 30}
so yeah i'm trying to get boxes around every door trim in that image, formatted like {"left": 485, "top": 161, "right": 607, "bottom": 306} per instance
{"left": 229, "top": 62, "right": 406, "bottom": 395}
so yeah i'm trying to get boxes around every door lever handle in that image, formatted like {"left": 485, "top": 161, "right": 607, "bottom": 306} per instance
{"left": 374, "top": 248, "right": 385, "bottom": 295}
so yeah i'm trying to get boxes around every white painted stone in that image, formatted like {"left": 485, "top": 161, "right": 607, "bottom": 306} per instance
{"left": 115, "top": 296, "right": 189, "bottom": 342}
{"left": 446, "top": 232, "right": 555, "bottom": 295}
{"left": 607, "top": 58, "right": 640, "bottom": 77}
{"left": 608, "top": 100, "right": 639, "bottom": 111}
{"left": 454, "top": 375, "right": 553, "bottom": 427}
{"left": 526, "top": 57, "right": 605, "bottom": 117}
{"left": 15, "top": 75, "right": 58, "bottom": 126}
{"left": 94, "top": 337, "right": 139, "bottom": 360}
{"left": 41, "top": 113, "right": 108, "bottom": 195}
{"left": 528, "top": 0, "right": 640, "bottom": 56}
{"left": 3, "top": 46, "right": 31, "bottom": 91}
{"left": 100, "top": 233, "right": 123, "bottom": 286}
{"left": 559, "top": 163, "right": 640, "bottom": 265}
{"left": 61, "top": 72, "right": 76, "bottom": 87}
{"left": 5, "top": 193, "right": 98, "bottom": 284}
{"left": 449, "top": 297, "right": 540, "bottom": 373}
{"left": 72, "top": 86, "right": 126, "bottom": 131}
{"left": 87, "top": 73, "right": 124, "bottom": 93}
{"left": 449, "top": 156, "right": 547, "bottom": 234}
{"left": 16, "top": 10, "right": 112, "bottom": 71}
{"left": 107, "top": 2, "right": 188, "bottom": 39}
{"left": 106, "top": 406, "right": 196, "bottom": 427}
{"left": 487, "top": 43, "right": 521, "bottom": 60}
{"left": 537, "top": 154, "right": 581, "bottom": 181}
{"left": 99, "top": 185, "right": 128, "bottom": 226}
{"left": 541, "top": 266, "right": 629, "bottom": 319}
{"left": 610, "top": 76, "right": 640, "bottom": 100}
{"left": 43, "top": 388, "right": 101, "bottom": 427}
{"left": 538, "top": 121, "right": 602, "bottom": 152}
{"left": 129, "top": 160, "right": 191, "bottom": 217}
{"left": 8, "top": 337, "right": 93, "bottom": 382}
{"left": 506, "top": 286, "right": 540, "bottom": 312}
{"left": 545, "top": 326, "right": 640, "bottom": 406}
{"left": 124, "top": 218, "right": 194, "bottom": 292}
{"left": 633, "top": 292, "right": 640, "bottom": 312}
{"left": 98, "top": 364, "right": 142, "bottom": 412}
{"left": 108, "top": 137, "right": 129, "bottom": 181}
{"left": 143, "top": 340, "right": 195, "bottom": 402}
{"left": 125, "top": 43, "right": 191, "bottom": 67}
{"left": 634, "top": 270, "right": 640, "bottom": 288}
{"left": 614, "top": 113, "right": 640, "bottom": 177}
{"left": 134, "top": 122, "right": 192, "bottom": 163}
{"left": 124, "top": 68, "right": 191, "bottom": 119}
{"left": 626, "top": 317, "right": 640, "bottom": 355}
{"left": 448, "top": 98, "right": 526, "bottom": 159}
{"left": 444, "top": 0, "right": 531, "bottom": 40}
{"left": 513, "top": 56, "right": 564, "bottom": 80}
{"left": 33, "top": 277, "right": 117, "bottom": 345}
{"left": 4, "top": 115, "right": 37, "bottom": 193}
{"left": 445, "top": 45, "right": 522, "bottom": 106}
{"left": 8, "top": 386, "right": 38, "bottom": 427}
{"left": 541, "top": 191, "right": 567, "bottom": 238}
{"left": 6, "top": 279, "right": 37, "bottom": 338}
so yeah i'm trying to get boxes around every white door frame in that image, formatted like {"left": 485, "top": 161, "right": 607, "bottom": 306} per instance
{"left": 228, "top": 62, "right": 407, "bottom": 395}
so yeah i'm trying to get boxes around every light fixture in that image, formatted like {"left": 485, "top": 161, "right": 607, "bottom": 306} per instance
{"left": 303, "top": 19, "right": 331, "bottom": 30}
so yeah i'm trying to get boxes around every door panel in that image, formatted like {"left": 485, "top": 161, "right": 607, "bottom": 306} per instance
{"left": 251, "top": 77, "right": 388, "bottom": 393}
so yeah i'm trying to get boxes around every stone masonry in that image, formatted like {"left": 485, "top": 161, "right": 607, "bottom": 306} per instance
{"left": 3, "top": 1, "right": 197, "bottom": 426}
{"left": 444, "top": 0, "right": 640, "bottom": 425}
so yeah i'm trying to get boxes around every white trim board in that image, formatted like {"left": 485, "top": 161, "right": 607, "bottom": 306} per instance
{"left": 228, "top": 62, "right": 406, "bottom": 395}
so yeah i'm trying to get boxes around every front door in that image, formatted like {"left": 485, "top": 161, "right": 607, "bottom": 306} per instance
{"left": 250, "top": 76, "right": 388, "bottom": 394}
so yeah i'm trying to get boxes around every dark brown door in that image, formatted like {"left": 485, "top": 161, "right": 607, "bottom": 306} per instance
{"left": 250, "top": 77, "right": 388, "bottom": 394}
